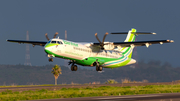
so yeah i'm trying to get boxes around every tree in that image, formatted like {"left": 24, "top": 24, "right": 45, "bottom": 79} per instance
{"left": 51, "top": 65, "right": 62, "bottom": 85}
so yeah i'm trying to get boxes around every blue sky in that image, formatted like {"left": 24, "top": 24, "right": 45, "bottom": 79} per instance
{"left": 0, "top": 0, "right": 179, "bottom": 66}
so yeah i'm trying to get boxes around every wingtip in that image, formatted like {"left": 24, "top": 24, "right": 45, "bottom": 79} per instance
{"left": 167, "top": 40, "right": 174, "bottom": 43}
{"left": 170, "top": 40, "right": 174, "bottom": 43}
{"left": 152, "top": 32, "right": 156, "bottom": 35}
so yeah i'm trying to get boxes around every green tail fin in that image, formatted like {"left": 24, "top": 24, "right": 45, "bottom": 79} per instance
{"left": 120, "top": 28, "right": 137, "bottom": 58}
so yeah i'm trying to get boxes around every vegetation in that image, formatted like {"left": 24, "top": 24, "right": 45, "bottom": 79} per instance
{"left": 0, "top": 84, "right": 180, "bottom": 100}
{"left": 105, "top": 79, "right": 118, "bottom": 84}
{"left": 0, "top": 60, "right": 179, "bottom": 85}
{"left": 121, "top": 78, "right": 149, "bottom": 83}
{"left": 51, "top": 65, "right": 62, "bottom": 85}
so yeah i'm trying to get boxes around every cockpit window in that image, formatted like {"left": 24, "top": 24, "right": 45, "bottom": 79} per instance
{"left": 57, "top": 41, "right": 63, "bottom": 44}
{"left": 50, "top": 40, "right": 63, "bottom": 44}
{"left": 51, "top": 41, "right": 56, "bottom": 43}
{"left": 47, "top": 41, "right": 51, "bottom": 43}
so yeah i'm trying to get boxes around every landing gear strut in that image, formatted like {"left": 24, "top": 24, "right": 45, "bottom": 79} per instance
{"left": 95, "top": 59, "right": 103, "bottom": 71}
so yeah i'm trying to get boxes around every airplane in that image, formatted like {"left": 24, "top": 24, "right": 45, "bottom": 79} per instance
{"left": 7, "top": 28, "right": 174, "bottom": 71}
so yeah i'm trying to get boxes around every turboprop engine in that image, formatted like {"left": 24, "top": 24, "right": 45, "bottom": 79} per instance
{"left": 103, "top": 42, "right": 114, "bottom": 50}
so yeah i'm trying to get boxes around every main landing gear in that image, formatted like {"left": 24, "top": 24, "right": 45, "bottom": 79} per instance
{"left": 95, "top": 59, "right": 103, "bottom": 71}
{"left": 68, "top": 60, "right": 78, "bottom": 71}
{"left": 71, "top": 65, "right": 78, "bottom": 71}
{"left": 96, "top": 66, "right": 103, "bottom": 71}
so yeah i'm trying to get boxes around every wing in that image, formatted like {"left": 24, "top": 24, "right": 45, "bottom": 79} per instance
{"left": 92, "top": 40, "right": 174, "bottom": 48}
{"left": 7, "top": 39, "right": 47, "bottom": 46}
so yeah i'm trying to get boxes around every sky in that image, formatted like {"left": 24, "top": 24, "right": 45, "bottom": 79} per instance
{"left": 0, "top": 0, "right": 179, "bottom": 67}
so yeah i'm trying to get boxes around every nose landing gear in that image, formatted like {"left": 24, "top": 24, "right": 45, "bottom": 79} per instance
{"left": 48, "top": 54, "right": 53, "bottom": 62}
{"left": 48, "top": 58, "right": 53, "bottom": 62}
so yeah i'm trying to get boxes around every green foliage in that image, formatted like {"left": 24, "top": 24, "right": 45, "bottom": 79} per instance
{"left": 61, "top": 88, "right": 67, "bottom": 90}
{"left": 0, "top": 60, "right": 180, "bottom": 85}
{"left": 1, "top": 90, "right": 12, "bottom": 95}
{"left": 51, "top": 65, "right": 62, "bottom": 85}
{"left": 0, "top": 84, "right": 180, "bottom": 100}
{"left": 38, "top": 89, "right": 48, "bottom": 93}
{"left": 105, "top": 79, "right": 118, "bottom": 84}
{"left": 51, "top": 64, "right": 62, "bottom": 79}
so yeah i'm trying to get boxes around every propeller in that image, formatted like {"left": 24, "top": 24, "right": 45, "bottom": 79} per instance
{"left": 53, "top": 32, "right": 59, "bottom": 38}
{"left": 45, "top": 33, "right": 50, "bottom": 41}
{"left": 95, "top": 32, "right": 109, "bottom": 50}
{"left": 45, "top": 32, "right": 59, "bottom": 41}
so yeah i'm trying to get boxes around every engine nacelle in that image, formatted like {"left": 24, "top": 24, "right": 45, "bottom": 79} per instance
{"left": 104, "top": 42, "right": 114, "bottom": 50}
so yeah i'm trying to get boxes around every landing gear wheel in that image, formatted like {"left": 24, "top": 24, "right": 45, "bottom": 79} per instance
{"left": 96, "top": 66, "right": 103, "bottom": 71}
{"left": 99, "top": 66, "right": 103, "bottom": 71}
{"left": 96, "top": 66, "right": 99, "bottom": 71}
{"left": 71, "top": 65, "right": 78, "bottom": 71}
{"left": 49, "top": 58, "right": 53, "bottom": 62}
{"left": 71, "top": 65, "right": 74, "bottom": 71}
{"left": 74, "top": 65, "right": 78, "bottom": 71}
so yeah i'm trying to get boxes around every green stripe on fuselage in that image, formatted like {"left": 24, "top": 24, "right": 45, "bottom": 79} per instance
{"left": 45, "top": 43, "right": 59, "bottom": 48}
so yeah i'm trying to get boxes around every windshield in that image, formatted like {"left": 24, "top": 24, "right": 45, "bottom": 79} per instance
{"left": 51, "top": 41, "right": 56, "bottom": 43}
{"left": 57, "top": 41, "right": 63, "bottom": 44}
{"left": 50, "top": 41, "right": 63, "bottom": 44}
{"left": 47, "top": 41, "right": 51, "bottom": 43}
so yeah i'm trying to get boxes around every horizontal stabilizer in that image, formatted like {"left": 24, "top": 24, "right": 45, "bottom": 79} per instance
{"left": 111, "top": 32, "right": 156, "bottom": 35}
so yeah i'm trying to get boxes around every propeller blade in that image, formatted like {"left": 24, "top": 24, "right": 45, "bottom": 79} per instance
{"left": 102, "top": 32, "right": 109, "bottom": 43}
{"left": 45, "top": 33, "right": 50, "bottom": 41}
{"left": 95, "top": 33, "right": 102, "bottom": 43}
{"left": 53, "top": 32, "right": 59, "bottom": 38}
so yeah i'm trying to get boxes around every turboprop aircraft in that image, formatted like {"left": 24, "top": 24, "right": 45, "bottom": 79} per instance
{"left": 7, "top": 28, "right": 174, "bottom": 71}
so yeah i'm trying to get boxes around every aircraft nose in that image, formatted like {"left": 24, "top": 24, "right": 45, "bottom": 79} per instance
{"left": 44, "top": 46, "right": 48, "bottom": 53}
{"left": 44, "top": 45, "right": 51, "bottom": 53}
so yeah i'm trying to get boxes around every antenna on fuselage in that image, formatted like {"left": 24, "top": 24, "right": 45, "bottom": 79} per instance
{"left": 65, "top": 30, "right": 67, "bottom": 40}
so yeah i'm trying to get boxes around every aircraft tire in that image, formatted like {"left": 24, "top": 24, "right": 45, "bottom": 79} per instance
{"left": 96, "top": 66, "right": 103, "bottom": 71}
{"left": 96, "top": 66, "right": 99, "bottom": 71}
{"left": 99, "top": 66, "right": 103, "bottom": 71}
{"left": 74, "top": 65, "right": 78, "bottom": 71}
{"left": 49, "top": 58, "right": 53, "bottom": 62}
{"left": 71, "top": 65, "right": 74, "bottom": 71}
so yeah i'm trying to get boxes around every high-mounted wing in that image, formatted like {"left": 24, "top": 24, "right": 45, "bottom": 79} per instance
{"left": 7, "top": 32, "right": 59, "bottom": 47}
{"left": 7, "top": 39, "right": 47, "bottom": 46}
{"left": 92, "top": 40, "right": 174, "bottom": 48}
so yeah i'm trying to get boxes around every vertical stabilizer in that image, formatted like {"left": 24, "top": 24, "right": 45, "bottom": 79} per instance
{"left": 120, "top": 28, "right": 137, "bottom": 58}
